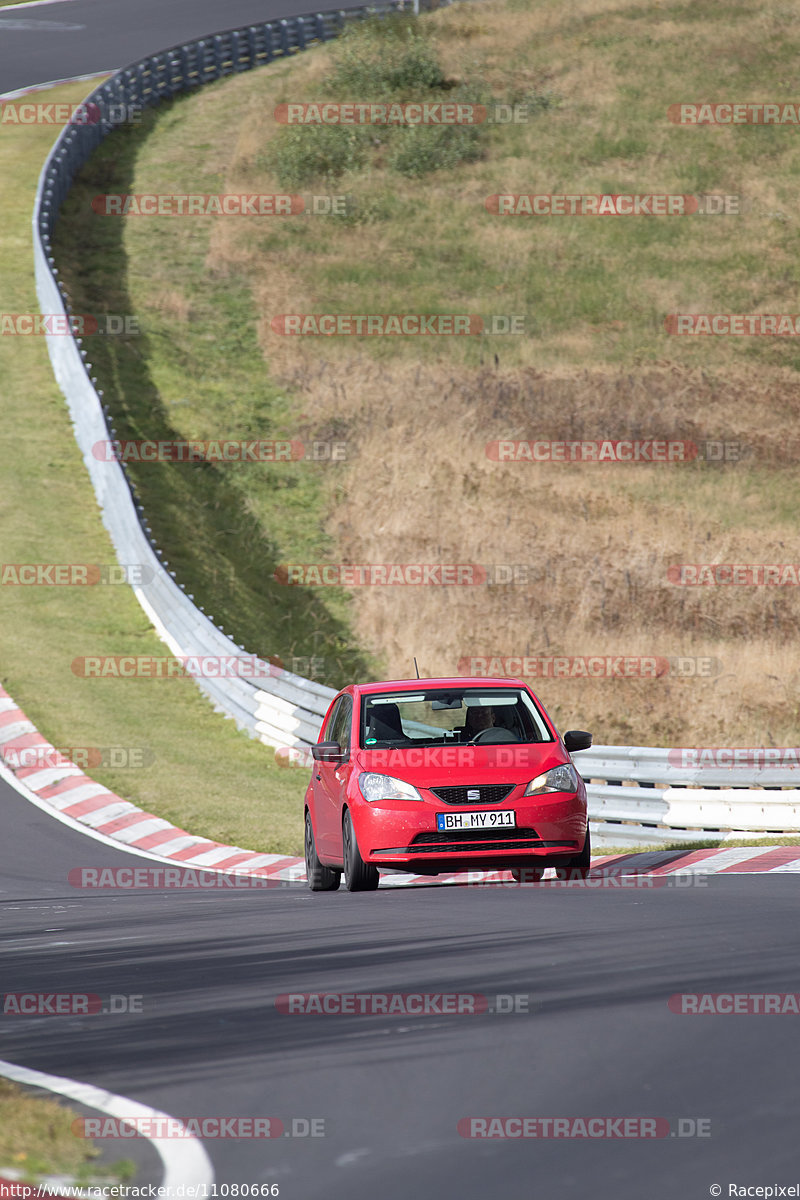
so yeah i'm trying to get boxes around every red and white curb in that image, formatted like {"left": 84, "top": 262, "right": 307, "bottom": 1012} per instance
{"left": 0, "top": 685, "right": 306, "bottom": 883}
{"left": 2, "top": 685, "right": 800, "bottom": 886}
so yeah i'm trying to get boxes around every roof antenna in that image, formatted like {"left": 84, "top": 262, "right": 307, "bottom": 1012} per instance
{"left": 413, "top": 657, "right": 420, "bottom": 679}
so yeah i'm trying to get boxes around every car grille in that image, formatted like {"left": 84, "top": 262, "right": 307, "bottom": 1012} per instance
{"left": 409, "top": 828, "right": 542, "bottom": 853}
{"left": 429, "top": 784, "right": 515, "bottom": 805}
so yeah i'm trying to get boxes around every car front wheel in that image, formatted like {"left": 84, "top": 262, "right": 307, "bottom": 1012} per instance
{"left": 554, "top": 827, "right": 591, "bottom": 881}
{"left": 305, "top": 810, "right": 341, "bottom": 891}
{"left": 343, "top": 810, "right": 379, "bottom": 892}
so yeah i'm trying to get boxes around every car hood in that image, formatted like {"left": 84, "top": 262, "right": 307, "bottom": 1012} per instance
{"left": 352, "top": 743, "right": 572, "bottom": 788}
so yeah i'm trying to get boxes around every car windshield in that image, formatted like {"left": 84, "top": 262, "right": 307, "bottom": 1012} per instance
{"left": 359, "top": 688, "right": 553, "bottom": 748}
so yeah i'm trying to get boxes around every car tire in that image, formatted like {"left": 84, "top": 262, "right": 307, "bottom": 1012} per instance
{"left": 554, "top": 826, "right": 591, "bottom": 881}
{"left": 510, "top": 865, "right": 545, "bottom": 883}
{"left": 342, "top": 810, "right": 379, "bottom": 892}
{"left": 305, "top": 810, "right": 341, "bottom": 891}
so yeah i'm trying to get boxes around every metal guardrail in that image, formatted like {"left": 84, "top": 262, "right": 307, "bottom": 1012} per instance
{"left": 31, "top": 7, "right": 417, "bottom": 746}
{"left": 30, "top": 6, "right": 800, "bottom": 847}
{"left": 582, "top": 747, "right": 800, "bottom": 847}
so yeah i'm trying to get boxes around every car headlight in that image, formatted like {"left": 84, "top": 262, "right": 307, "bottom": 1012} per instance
{"left": 524, "top": 763, "right": 579, "bottom": 796}
{"left": 359, "top": 772, "right": 423, "bottom": 803}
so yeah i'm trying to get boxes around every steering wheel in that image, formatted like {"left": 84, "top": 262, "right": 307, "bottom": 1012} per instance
{"left": 468, "top": 728, "right": 518, "bottom": 745}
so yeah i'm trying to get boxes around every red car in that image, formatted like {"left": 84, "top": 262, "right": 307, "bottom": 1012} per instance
{"left": 304, "top": 677, "right": 592, "bottom": 891}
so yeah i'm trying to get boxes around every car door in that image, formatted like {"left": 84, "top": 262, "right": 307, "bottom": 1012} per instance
{"left": 314, "top": 694, "right": 353, "bottom": 860}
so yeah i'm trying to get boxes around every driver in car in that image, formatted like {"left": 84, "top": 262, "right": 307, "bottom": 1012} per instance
{"left": 462, "top": 705, "right": 496, "bottom": 740}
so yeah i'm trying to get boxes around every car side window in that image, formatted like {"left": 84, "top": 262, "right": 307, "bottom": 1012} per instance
{"left": 330, "top": 696, "right": 353, "bottom": 752}
{"left": 323, "top": 698, "right": 342, "bottom": 741}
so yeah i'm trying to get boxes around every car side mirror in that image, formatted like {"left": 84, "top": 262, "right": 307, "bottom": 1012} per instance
{"left": 564, "top": 730, "right": 592, "bottom": 752}
{"left": 312, "top": 740, "right": 347, "bottom": 762}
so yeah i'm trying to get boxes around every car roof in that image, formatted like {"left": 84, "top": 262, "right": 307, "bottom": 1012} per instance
{"left": 352, "top": 677, "right": 529, "bottom": 695}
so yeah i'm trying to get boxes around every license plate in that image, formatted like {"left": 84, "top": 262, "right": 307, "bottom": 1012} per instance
{"left": 436, "top": 810, "right": 516, "bottom": 831}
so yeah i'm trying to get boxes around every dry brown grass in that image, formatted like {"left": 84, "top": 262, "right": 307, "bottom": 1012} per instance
{"left": 276, "top": 356, "right": 800, "bottom": 745}
{"left": 100, "top": 0, "right": 800, "bottom": 747}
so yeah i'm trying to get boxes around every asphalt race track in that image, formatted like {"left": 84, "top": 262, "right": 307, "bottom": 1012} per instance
{"left": 2, "top": 3, "right": 800, "bottom": 1196}
{"left": 0, "top": 0, "right": 360, "bottom": 93}
{"left": 3, "top": 770, "right": 800, "bottom": 1196}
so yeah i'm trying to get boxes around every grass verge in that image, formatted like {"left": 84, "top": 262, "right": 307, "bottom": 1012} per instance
{"left": 50, "top": 2, "right": 800, "bottom": 746}
{"left": 596, "top": 836, "right": 800, "bottom": 856}
{"left": 0, "top": 1079, "right": 133, "bottom": 1184}
{"left": 0, "top": 79, "right": 316, "bottom": 857}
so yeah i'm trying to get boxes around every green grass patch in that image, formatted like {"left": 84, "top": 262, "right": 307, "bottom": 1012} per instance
{"left": 0, "top": 1079, "right": 134, "bottom": 1183}
{"left": 0, "top": 80, "right": 326, "bottom": 857}
{"left": 596, "top": 837, "right": 800, "bottom": 856}
{"left": 52, "top": 93, "right": 376, "bottom": 691}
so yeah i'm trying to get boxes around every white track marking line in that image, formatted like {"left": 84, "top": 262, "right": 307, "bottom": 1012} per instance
{"left": 0, "top": 69, "right": 114, "bottom": 101}
{"left": 0, "top": 759, "right": 207, "bottom": 866}
{"left": 0, "top": 1058, "right": 213, "bottom": 1187}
